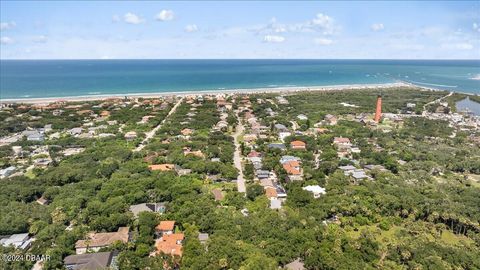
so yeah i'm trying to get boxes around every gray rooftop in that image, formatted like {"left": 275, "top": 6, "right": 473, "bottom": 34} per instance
{"left": 64, "top": 251, "right": 115, "bottom": 270}
{"left": 198, "top": 233, "right": 209, "bottom": 242}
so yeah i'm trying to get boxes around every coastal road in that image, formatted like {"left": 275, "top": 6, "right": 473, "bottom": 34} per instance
{"left": 133, "top": 97, "right": 184, "bottom": 152}
{"left": 232, "top": 113, "right": 246, "bottom": 193}
{"left": 422, "top": 91, "right": 453, "bottom": 116}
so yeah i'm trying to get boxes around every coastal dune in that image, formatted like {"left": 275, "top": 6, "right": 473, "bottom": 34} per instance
{"left": 1, "top": 82, "right": 415, "bottom": 104}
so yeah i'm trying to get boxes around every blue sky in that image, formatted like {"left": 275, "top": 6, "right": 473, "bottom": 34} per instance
{"left": 1, "top": 1, "right": 479, "bottom": 59}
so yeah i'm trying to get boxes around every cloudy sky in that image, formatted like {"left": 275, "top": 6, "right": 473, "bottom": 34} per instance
{"left": 1, "top": 1, "right": 479, "bottom": 59}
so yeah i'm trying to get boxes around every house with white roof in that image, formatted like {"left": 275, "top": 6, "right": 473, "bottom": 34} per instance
{"left": 302, "top": 185, "right": 326, "bottom": 198}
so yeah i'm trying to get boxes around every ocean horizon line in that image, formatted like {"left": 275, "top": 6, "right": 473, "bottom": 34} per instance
{"left": 1, "top": 58, "right": 480, "bottom": 61}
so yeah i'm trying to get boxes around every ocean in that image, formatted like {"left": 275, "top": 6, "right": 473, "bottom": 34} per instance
{"left": 0, "top": 59, "right": 479, "bottom": 99}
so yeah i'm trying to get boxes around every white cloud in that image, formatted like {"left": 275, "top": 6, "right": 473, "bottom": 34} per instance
{"left": 124, "top": 13, "right": 145, "bottom": 24}
{"left": 314, "top": 38, "right": 333, "bottom": 45}
{"left": 311, "top": 13, "right": 334, "bottom": 33}
{"left": 263, "top": 35, "right": 285, "bottom": 43}
{"left": 0, "top": 36, "right": 14, "bottom": 44}
{"left": 0, "top": 21, "right": 16, "bottom": 31}
{"left": 185, "top": 24, "right": 198, "bottom": 33}
{"left": 312, "top": 13, "right": 333, "bottom": 28}
{"left": 254, "top": 13, "right": 338, "bottom": 36}
{"left": 371, "top": 23, "right": 384, "bottom": 31}
{"left": 156, "top": 10, "right": 175, "bottom": 21}
{"left": 32, "top": 35, "right": 48, "bottom": 43}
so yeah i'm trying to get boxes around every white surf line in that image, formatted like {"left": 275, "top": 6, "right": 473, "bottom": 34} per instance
{"left": 406, "top": 80, "right": 458, "bottom": 88}
{"left": 133, "top": 97, "right": 184, "bottom": 152}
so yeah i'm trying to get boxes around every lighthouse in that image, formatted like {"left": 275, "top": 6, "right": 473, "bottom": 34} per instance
{"left": 374, "top": 94, "right": 382, "bottom": 123}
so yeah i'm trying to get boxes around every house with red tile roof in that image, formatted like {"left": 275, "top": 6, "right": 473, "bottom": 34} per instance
{"left": 148, "top": 164, "right": 175, "bottom": 171}
{"left": 156, "top": 221, "right": 175, "bottom": 236}
{"left": 283, "top": 160, "right": 303, "bottom": 181}
{"left": 154, "top": 233, "right": 184, "bottom": 257}
{"left": 290, "top": 140, "right": 306, "bottom": 150}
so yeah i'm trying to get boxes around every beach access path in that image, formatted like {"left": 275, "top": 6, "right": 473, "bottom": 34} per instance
{"left": 133, "top": 97, "right": 184, "bottom": 152}
{"left": 232, "top": 114, "right": 246, "bottom": 193}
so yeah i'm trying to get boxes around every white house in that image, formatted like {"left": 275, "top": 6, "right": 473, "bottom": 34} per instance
{"left": 302, "top": 185, "right": 326, "bottom": 199}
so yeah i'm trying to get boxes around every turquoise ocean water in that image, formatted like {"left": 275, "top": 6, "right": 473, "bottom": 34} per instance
{"left": 0, "top": 59, "right": 479, "bottom": 99}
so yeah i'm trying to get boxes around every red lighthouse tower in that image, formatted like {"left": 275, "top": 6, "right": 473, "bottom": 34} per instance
{"left": 374, "top": 94, "right": 382, "bottom": 123}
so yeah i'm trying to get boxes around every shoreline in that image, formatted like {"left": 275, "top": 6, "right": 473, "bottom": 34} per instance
{"left": 0, "top": 82, "right": 425, "bottom": 104}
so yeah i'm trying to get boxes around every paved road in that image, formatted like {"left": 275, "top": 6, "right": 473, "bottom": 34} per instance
{"left": 232, "top": 114, "right": 246, "bottom": 193}
{"left": 133, "top": 97, "right": 184, "bottom": 152}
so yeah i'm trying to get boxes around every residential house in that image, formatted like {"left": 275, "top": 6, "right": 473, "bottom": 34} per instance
{"left": 280, "top": 155, "right": 301, "bottom": 164}
{"left": 290, "top": 140, "right": 306, "bottom": 150}
{"left": 333, "top": 137, "right": 351, "bottom": 146}
{"left": 36, "top": 196, "right": 50, "bottom": 205}
{"left": 154, "top": 233, "right": 184, "bottom": 257}
{"left": 34, "top": 158, "right": 51, "bottom": 168}
{"left": 148, "top": 164, "right": 175, "bottom": 171}
{"left": 339, "top": 166, "right": 371, "bottom": 181}
{"left": 198, "top": 233, "right": 209, "bottom": 245}
{"left": 155, "top": 221, "right": 175, "bottom": 236}
{"left": 129, "top": 202, "right": 167, "bottom": 218}
{"left": 100, "top": 110, "right": 111, "bottom": 117}
{"left": 183, "top": 149, "right": 205, "bottom": 159}
{"left": 181, "top": 128, "right": 193, "bottom": 136}
{"left": 364, "top": 164, "right": 388, "bottom": 172}
{"left": 276, "top": 96, "right": 289, "bottom": 105}
{"left": 27, "top": 132, "right": 45, "bottom": 142}
{"left": 297, "top": 114, "right": 308, "bottom": 121}
{"left": 339, "top": 165, "right": 356, "bottom": 175}
{"left": 274, "top": 124, "right": 288, "bottom": 132}
{"left": 267, "top": 143, "right": 286, "bottom": 150}
{"left": 270, "top": 198, "right": 282, "bottom": 210}
{"left": 256, "top": 170, "right": 270, "bottom": 180}
{"left": 176, "top": 167, "right": 192, "bottom": 176}
{"left": 247, "top": 151, "right": 262, "bottom": 158}
{"left": 302, "top": 185, "right": 326, "bottom": 198}
{"left": 64, "top": 251, "right": 118, "bottom": 270}
{"left": 124, "top": 131, "right": 137, "bottom": 141}
{"left": 275, "top": 184, "right": 287, "bottom": 198}
{"left": 215, "top": 120, "right": 228, "bottom": 131}
{"left": 243, "top": 133, "right": 258, "bottom": 144}
{"left": 62, "top": 148, "right": 85, "bottom": 156}
{"left": 324, "top": 114, "right": 338, "bottom": 125}
{"left": 0, "top": 233, "right": 33, "bottom": 250}
{"left": 0, "top": 166, "right": 16, "bottom": 179}
{"left": 75, "top": 227, "right": 130, "bottom": 254}
{"left": 260, "top": 177, "right": 274, "bottom": 188}
{"left": 283, "top": 160, "right": 303, "bottom": 181}
{"left": 351, "top": 170, "right": 370, "bottom": 181}
{"left": 68, "top": 128, "right": 83, "bottom": 136}
{"left": 278, "top": 131, "right": 292, "bottom": 142}
{"left": 265, "top": 187, "right": 278, "bottom": 199}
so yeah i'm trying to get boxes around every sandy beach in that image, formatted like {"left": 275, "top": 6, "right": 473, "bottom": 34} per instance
{"left": 1, "top": 82, "right": 420, "bottom": 104}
